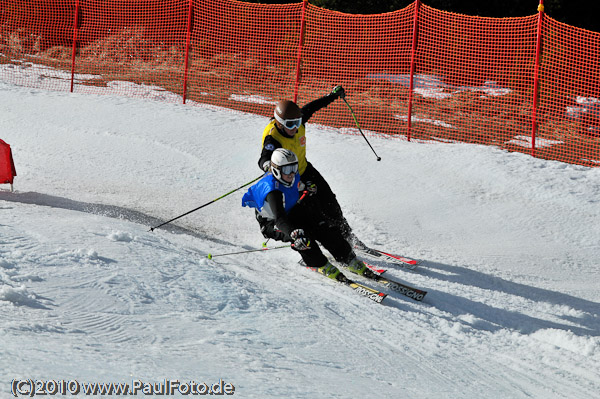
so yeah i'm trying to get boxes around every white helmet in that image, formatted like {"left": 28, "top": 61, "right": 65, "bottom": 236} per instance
{"left": 270, "top": 148, "right": 298, "bottom": 188}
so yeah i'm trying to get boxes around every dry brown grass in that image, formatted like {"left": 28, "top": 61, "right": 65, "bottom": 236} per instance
{"left": 1, "top": 25, "right": 598, "bottom": 167}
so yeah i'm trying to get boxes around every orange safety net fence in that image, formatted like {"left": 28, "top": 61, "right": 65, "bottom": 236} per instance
{"left": 1, "top": 0, "right": 599, "bottom": 166}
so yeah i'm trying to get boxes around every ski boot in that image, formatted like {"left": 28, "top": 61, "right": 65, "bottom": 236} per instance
{"left": 347, "top": 257, "right": 369, "bottom": 276}
{"left": 318, "top": 261, "right": 342, "bottom": 280}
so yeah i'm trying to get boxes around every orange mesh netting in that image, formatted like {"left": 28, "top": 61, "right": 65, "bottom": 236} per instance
{"left": 1, "top": 0, "right": 599, "bottom": 166}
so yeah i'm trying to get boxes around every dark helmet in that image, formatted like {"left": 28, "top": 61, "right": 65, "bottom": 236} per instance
{"left": 274, "top": 100, "right": 302, "bottom": 130}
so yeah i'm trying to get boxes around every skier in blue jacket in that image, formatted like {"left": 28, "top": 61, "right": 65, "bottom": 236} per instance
{"left": 258, "top": 86, "right": 366, "bottom": 250}
{"left": 242, "top": 148, "right": 367, "bottom": 279}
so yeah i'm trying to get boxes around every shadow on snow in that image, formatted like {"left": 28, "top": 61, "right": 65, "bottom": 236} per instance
{"left": 417, "top": 260, "right": 600, "bottom": 337}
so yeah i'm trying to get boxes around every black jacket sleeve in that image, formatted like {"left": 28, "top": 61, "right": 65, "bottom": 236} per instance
{"left": 301, "top": 93, "right": 338, "bottom": 124}
{"left": 258, "top": 134, "right": 282, "bottom": 172}
{"left": 264, "top": 190, "right": 295, "bottom": 238}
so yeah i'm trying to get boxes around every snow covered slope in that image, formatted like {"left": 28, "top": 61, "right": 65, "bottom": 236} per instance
{"left": 1, "top": 75, "right": 599, "bottom": 398}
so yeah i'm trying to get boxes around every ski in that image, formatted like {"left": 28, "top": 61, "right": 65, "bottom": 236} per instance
{"left": 365, "top": 263, "right": 386, "bottom": 275}
{"left": 348, "top": 263, "right": 427, "bottom": 302}
{"left": 305, "top": 265, "right": 387, "bottom": 304}
{"left": 354, "top": 246, "right": 420, "bottom": 270}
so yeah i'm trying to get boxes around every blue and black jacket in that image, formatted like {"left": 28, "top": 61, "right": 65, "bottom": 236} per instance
{"left": 242, "top": 172, "right": 302, "bottom": 239}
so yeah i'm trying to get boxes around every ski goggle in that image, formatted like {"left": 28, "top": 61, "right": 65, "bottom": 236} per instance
{"left": 279, "top": 163, "right": 298, "bottom": 175}
{"left": 274, "top": 114, "right": 302, "bottom": 130}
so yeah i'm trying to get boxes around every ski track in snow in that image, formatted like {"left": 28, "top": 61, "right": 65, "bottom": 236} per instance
{"left": 1, "top": 78, "right": 599, "bottom": 398}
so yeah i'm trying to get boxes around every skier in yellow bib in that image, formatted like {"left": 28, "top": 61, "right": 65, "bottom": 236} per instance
{"left": 257, "top": 85, "right": 365, "bottom": 249}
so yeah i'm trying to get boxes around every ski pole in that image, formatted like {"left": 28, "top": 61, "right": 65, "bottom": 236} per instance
{"left": 207, "top": 244, "right": 290, "bottom": 259}
{"left": 342, "top": 97, "right": 382, "bottom": 161}
{"left": 149, "top": 174, "right": 263, "bottom": 232}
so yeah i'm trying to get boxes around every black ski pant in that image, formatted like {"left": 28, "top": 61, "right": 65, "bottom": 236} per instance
{"left": 301, "top": 162, "right": 353, "bottom": 239}
{"left": 257, "top": 198, "right": 354, "bottom": 268}
{"left": 288, "top": 200, "right": 354, "bottom": 268}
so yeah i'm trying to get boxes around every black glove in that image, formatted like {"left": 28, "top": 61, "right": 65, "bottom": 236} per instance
{"left": 304, "top": 181, "right": 317, "bottom": 196}
{"left": 290, "top": 229, "right": 311, "bottom": 251}
{"left": 331, "top": 85, "right": 345, "bottom": 99}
